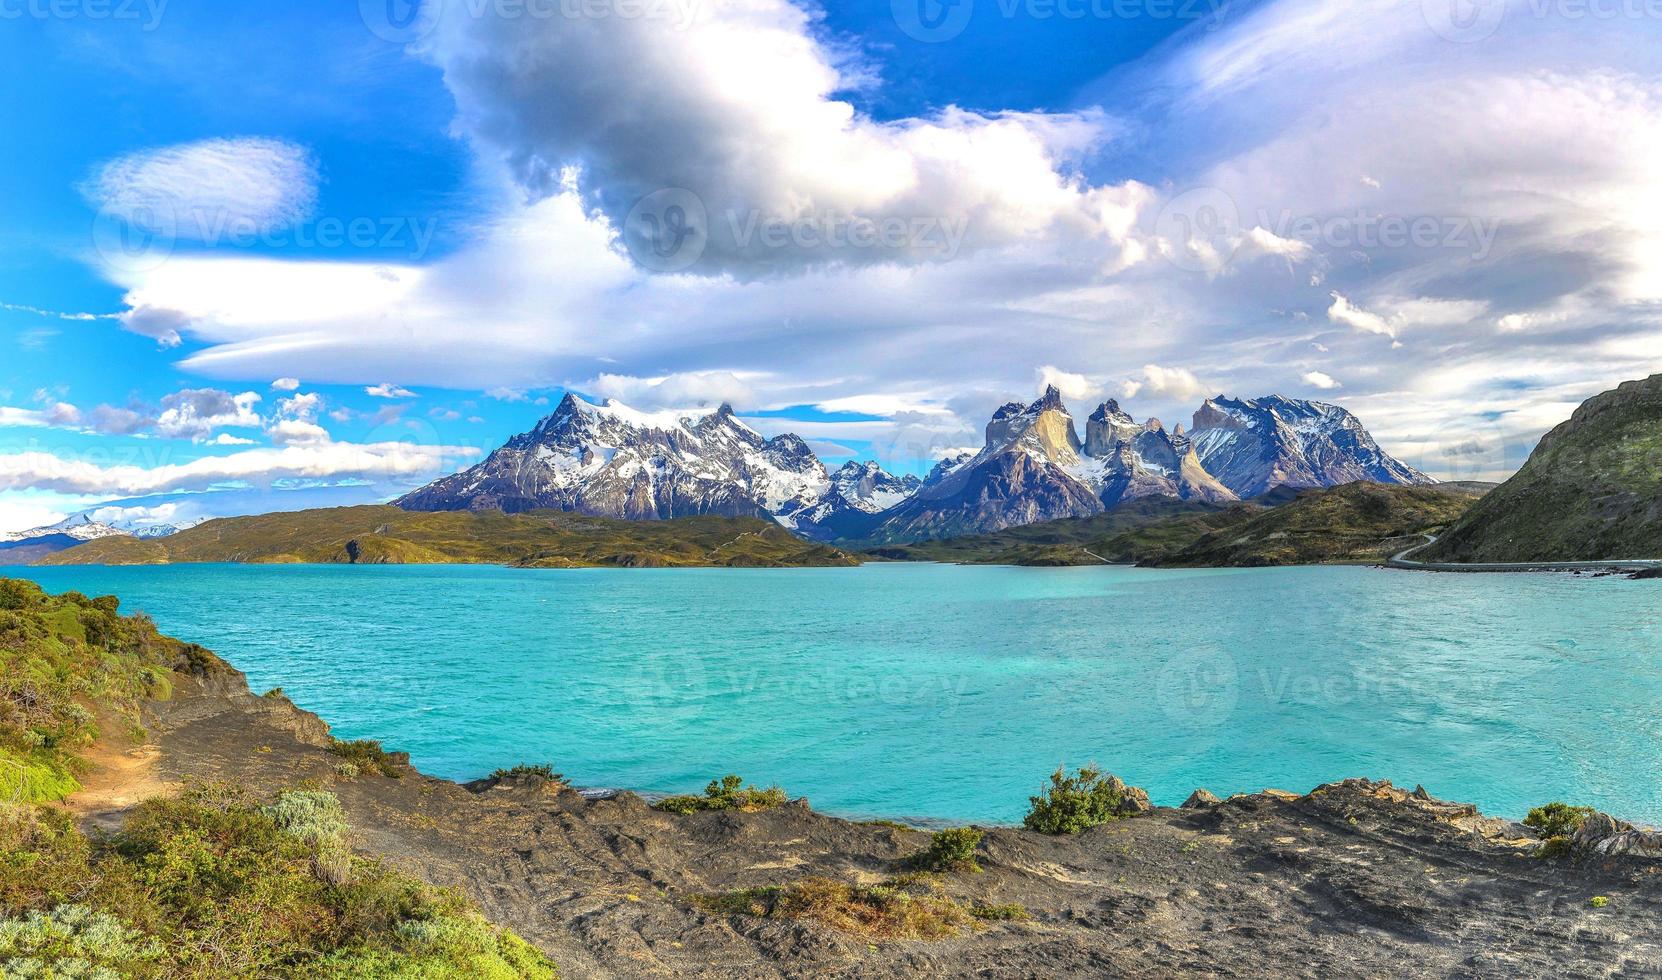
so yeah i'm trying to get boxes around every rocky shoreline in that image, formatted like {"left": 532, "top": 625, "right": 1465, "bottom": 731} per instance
{"left": 59, "top": 648, "right": 1662, "bottom": 978}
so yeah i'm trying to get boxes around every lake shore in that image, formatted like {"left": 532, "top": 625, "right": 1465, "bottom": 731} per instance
{"left": 70, "top": 628, "right": 1662, "bottom": 977}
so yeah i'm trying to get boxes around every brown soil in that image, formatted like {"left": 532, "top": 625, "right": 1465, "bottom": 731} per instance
{"left": 69, "top": 663, "right": 1662, "bottom": 979}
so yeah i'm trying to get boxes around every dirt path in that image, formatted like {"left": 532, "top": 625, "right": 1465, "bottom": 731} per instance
{"left": 65, "top": 734, "right": 173, "bottom": 834}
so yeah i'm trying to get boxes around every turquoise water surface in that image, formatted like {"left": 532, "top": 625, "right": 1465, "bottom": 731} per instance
{"left": 9, "top": 562, "right": 1661, "bottom": 825}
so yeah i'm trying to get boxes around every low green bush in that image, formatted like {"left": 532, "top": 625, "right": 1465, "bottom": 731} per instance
{"left": 1524, "top": 801, "right": 1595, "bottom": 838}
{"left": 968, "top": 902, "right": 1030, "bottom": 921}
{"left": 1023, "top": 765, "right": 1128, "bottom": 835}
{"left": 911, "top": 828, "right": 983, "bottom": 873}
{"left": 0, "top": 783, "right": 558, "bottom": 978}
{"left": 329, "top": 738, "right": 403, "bottom": 778}
{"left": 654, "top": 774, "right": 786, "bottom": 814}
{"left": 490, "top": 764, "right": 567, "bottom": 785}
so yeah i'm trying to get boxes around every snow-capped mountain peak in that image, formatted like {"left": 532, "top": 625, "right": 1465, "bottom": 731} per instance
{"left": 398, "top": 394, "right": 891, "bottom": 533}
{"left": 1189, "top": 395, "right": 1432, "bottom": 498}
{"left": 0, "top": 513, "right": 123, "bottom": 544}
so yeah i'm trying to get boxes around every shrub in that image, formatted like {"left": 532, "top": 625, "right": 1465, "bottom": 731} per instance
{"left": 968, "top": 902, "right": 1030, "bottom": 921}
{"left": 1023, "top": 765, "right": 1129, "bottom": 835}
{"left": 694, "top": 875, "right": 974, "bottom": 939}
{"left": 490, "top": 764, "right": 567, "bottom": 786}
{"left": 0, "top": 904, "right": 160, "bottom": 976}
{"left": 263, "top": 790, "right": 347, "bottom": 848}
{"left": 1591, "top": 896, "right": 1609, "bottom": 908}
{"left": 911, "top": 828, "right": 983, "bottom": 873}
{"left": 654, "top": 774, "right": 786, "bottom": 814}
{"left": 0, "top": 782, "right": 560, "bottom": 977}
{"left": 329, "top": 738, "right": 403, "bottom": 778}
{"left": 1524, "top": 802, "right": 1596, "bottom": 859}
{"left": 1524, "top": 802, "right": 1595, "bottom": 839}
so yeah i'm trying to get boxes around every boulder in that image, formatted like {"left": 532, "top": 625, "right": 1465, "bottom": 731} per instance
{"left": 1106, "top": 774, "right": 1154, "bottom": 815}
{"left": 1182, "top": 789, "right": 1221, "bottom": 809}
{"left": 1573, "top": 812, "right": 1662, "bottom": 860}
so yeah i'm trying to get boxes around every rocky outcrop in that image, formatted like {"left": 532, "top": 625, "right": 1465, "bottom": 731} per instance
{"left": 1081, "top": 400, "right": 1238, "bottom": 507}
{"left": 1182, "top": 788, "right": 1221, "bottom": 808}
{"left": 861, "top": 388, "right": 1107, "bottom": 542}
{"left": 1422, "top": 373, "right": 1662, "bottom": 562}
{"left": 1574, "top": 812, "right": 1662, "bottom": 860}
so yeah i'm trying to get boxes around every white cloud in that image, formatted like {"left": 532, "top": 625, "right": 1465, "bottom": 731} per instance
{"left": 68, "top": 0, "right": 1662, "bottom": 487}
{"left": 1122, "top": 365, "right": 1211, "bottom": 403}
{"left": 118, "top": 306, "right": 188, "bottom": 347}
{"left": 266, "top": 419, "right": 332, "bottom": 446}
{"left": 424, "top": 0, "right": 1151, "bottom": 276}
{"left": 271, "top": 377, "right": 301, "bottom": 391}
{"left": 1301, "top": 370, "right": 1340, "bottom": 390}
{"left": 584, "top": 371, "right": 755, "bottom": 410}
{"left": 1327, "top": 293, "right": 1395, "bottom": 338}
{"left": 0, "top": 500, "right": 70, "bottom": 535}
{"left": 0, "top": 441, "right": 482, "bottom": 497}
{"left": 153, "top": 389, "right": 263, "bottom": 441}
{"left": 85, "top": 137, "right": 316, "bottom": 240}
{"left": 1238, "top": 226, "right": 1313, "bottom": 262}
{"left": 366, "top": 383, "right": 417, "bottom": 399}
{"left": 1035, "top": 366, "right": 1098, "bottom": 403}
{"left": 0, "top": 402, "right": 81, "bottom": 430}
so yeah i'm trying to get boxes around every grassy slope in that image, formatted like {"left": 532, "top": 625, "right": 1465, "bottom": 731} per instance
{"left": 1423, "top": 374, "right": 1662, "bottom": 562}
{"left": 867, "top": 484, "right": 1487, "bottom": 568}
{"left": 0, "top": 578, "right": 556, "bottom": 977}
{"left": 861, "top": 498, "right": 1242, "bottom": 565}
{"left": 42, "top": 505, "right": 858, "bottom": 569}
{"left": 1152, "top": 483, "right": 1485, "bottom": 568}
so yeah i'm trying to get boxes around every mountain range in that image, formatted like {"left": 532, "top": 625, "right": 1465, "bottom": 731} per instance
{"left": 394, "top": 388, "right": 1431, "bottom": 543}
{"left": 0, "top": 512, "right": 199, "bottom": 563}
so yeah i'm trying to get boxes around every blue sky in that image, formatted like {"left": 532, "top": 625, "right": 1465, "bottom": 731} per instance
{"left": 2, "top": 0, "right": 1660, "bottom": 531}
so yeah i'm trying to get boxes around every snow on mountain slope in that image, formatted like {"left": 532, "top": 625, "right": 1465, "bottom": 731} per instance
{"left": 1189, "top": 396, "right": 1432, "bottom": 498}
{"left": 397, "top": 393, "right": 837, "bottom": 521}
{"left": 0, "top": 513, "right": 123, "bottom": 544}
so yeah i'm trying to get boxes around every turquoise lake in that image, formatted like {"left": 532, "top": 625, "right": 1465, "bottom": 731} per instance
{"left": 9, "top": 562, "right": 1660, "bottom": 825}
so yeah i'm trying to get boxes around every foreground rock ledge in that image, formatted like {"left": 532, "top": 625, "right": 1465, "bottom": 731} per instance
{"left": 75, "top": 661, "right": 1662, "bottom": 979}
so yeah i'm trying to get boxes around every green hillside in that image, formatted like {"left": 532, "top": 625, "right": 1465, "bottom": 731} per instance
{"left": 1153, "top": 483, "right": 1486, "bottom": 567}
{"left": 869, "top": 484, "right": 1488, "bottom": 567}
{"left": 42, "top": 506, "right": 858, "bottom": 568}
{"left": 0, "top": 578, "right": 557, "bottom": 976}
{"left": 1422, "top": 374, "right": 1662, "bottom": 562}
{"left": 862, "top": 498, "right": 1241, "bottom": 565}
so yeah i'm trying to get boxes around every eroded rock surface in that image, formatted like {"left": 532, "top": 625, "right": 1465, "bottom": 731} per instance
{"left": 81, "top": 671, "right": 1662, "bottom": 979}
